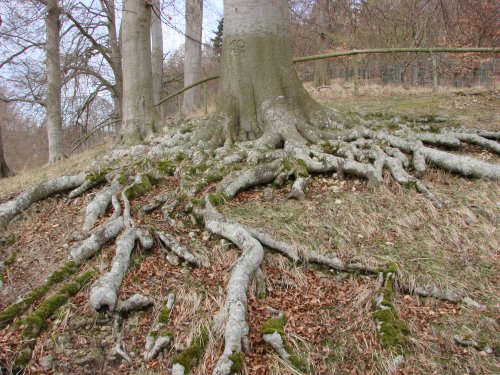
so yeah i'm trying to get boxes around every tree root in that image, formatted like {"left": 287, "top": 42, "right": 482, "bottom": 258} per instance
{"left": 144, "top": 292, "right": 175, "bottom": 361}
{"left": 116, "top": 294, "right": 154, "bottom": 313}
{"left": 0, "top": 261, "right": 81, "bottom": 329}
{"left": 157, "top": 231, "right": 200, "bottom": 266}
{"left": 198, "top": 201, "right": 264, "bottom": 374}
{"left": 454, "top": 336, "right": 493, "bottom": 353}
{"left": 0, "top": 172, "right": 86, "bottom": 245}
{"left": 14, "top": 270, "right": 95, "bottom": 367}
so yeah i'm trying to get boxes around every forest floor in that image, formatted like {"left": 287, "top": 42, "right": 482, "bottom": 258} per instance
{"left": 0, "top": 89, "right": 498, "bottom": 374}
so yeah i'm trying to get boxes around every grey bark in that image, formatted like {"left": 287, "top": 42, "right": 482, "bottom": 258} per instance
{"left": 0, "top": 124, "right": 13, "bottom": 178}
{"left": 151, "top": 0, "right": 163, "bottom": 109}
{"left": 313, "top": 0, "right": 330, "bottom": 87}
{"left": 121, "top": 0, "right": 160, "bottom": 144}
{"left": 182, "top": 0, "right": 203, "bottom": 113}
{"left": 46, "top": 0, "right": 65, "bottom": 164}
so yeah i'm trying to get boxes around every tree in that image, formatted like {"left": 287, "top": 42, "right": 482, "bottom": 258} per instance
{"left": 151, "top": 0, "right": 164, "bottom": 110}
{"left": 45, "top": 0, "right": 65, "bottom": 163}
{"left": 0, "top": 0, "right": 499, "bottom": 373}
{"left": 313, "top": 0, "right": 330, "bottom": 87}
{"left": 182, "top": 0, "right": 203, "bottom": 114}
{"left": 0, "top": 124, "right": 14, "bottom": 178}
{"left": 121, "top": 0, "right": 160, "bottom": 144}
{"left": 211, "top": 17, "right": 223, "bottom": 56}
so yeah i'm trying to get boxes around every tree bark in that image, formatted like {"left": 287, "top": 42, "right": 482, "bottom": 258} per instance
{"left": 101, "top": 0, "right": 123, "bottom": 121}
{"left": 46, "top": 0, "right": 65, "bottom": 164}
{"left": 151, "top": 0, "right": 164, "bottom": 112}
{"left": 196, "top": 0, "right": 338, "bottom": 146}
{"left": 121, "top": 0, "right": 160, "bottom": 144}
{"left": 182, "top": 0, "right": 203, "bottom": 114}
{"left": 0, "top": 124, "right": 13, "bottom": 178}
{"left": 313, "top": 0, "right": 330, "bottom": 87}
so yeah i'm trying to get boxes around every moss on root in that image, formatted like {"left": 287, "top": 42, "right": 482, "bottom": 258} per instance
{"left": 156, "top": 160, "right": 176, "bottom": 176}
{"left": 372, "top": 269, "right": 410, "bottom": 354}
{"left": 208, "top": 192, "right": 227, "bottom": 207}
{"left": 228, "top": 351, "right": 244, "bottom": 373}
{"left": 172, "top": 327, "right": 210, "bottom": 373}
{"left": 157, "top": 302, "right": 172, "bottom": 325}
{"left": 85, "top": 168, "right": 109, "bottom": 183}
{"left": 0, "top": 261, "right": 80, "bottom": 330}
{"left": 262, "top": 315, "right": 307, "bottom": 372}
{"left": 15, "top": 270, "right": 95, "bottom": 367}
{"left": 124, "top": 175, "right": 156, "bottom": 200}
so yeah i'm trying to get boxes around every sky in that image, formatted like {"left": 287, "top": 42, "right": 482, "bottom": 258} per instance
{"left": 161, "top": 0, "right": 224, "bottom": 54}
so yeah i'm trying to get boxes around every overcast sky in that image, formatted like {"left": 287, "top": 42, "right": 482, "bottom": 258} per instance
{"left": 161, "top": 0, "right": 223, "bottom": 54}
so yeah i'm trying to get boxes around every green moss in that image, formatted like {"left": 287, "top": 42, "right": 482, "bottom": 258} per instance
{"left": 282, "top": 159, "right": 293, "bottom": 172}
{"left": 85, "top": 168, "right": 109, "bottom": 183}
{"left": 0, "top": 261, "right": 80, "bottom": 330}
{"left": 296, "top": 159, "right": 309, "bottom": 178}
{"left": 284, "top": 342, "right": 308, "bottom": 372}
{"left": 208, "top": 193, "right": 227, "bottom": 207}
{"left": 176, "top": 192, "right": 187, "bottom": 202}
{"left": 4, "top": 250, "right": 18, "bottom": 265}
{"left": 157, "top": 160, "right": 176, "bottom": 176}
{"left": 15, "top": 270, "right": 94, "bottom": 367}
{"left": 172, "top": 327, "right": 209, "bottom": 372}
{"left": 191, "top": 199, "right": 205, "bottom": 207}
{"left": 117, "top": 173, "right": 128, "bottom": 185}
{"left": 204, "top": 174, "right": 223, "bottom": 183}
{"left": 157, "top": 303, "right": 172, "bottom": 324}
{"left": 124, "top": 175, "right": 153, "bottom": 200}
{"left": 228, "top": 351, "right": 244, "bottom": 373}
{"left": 175, "top": 152, "right": 187, "bottom": 162}
{"left": 372, "top": 269, "right": 410, "bottom": 354}
{"left": 262, "top": 315, "right": 286, "bottom": 336}
{"left": 404, "top": 180, "right": 417, "bottom": 190}
{"left": 321, "top": 142, "right": 339, "bottom": 155}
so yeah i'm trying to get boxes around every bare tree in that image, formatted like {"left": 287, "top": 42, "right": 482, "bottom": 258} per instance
{"left": 151, "top": 0, "right": 164, "bottom": 113}
{"left": 0, "top": 123, "right": 14, "bottom": 178}
{"left": 121, "top": 0, "right": 160, "bottom": 144}
{"left": 182, "top": 0, "right": 203, "bottom": 114}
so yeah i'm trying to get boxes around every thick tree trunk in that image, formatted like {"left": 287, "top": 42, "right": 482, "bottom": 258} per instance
{"left": 0, "top": 124, "right": 13, "bottom": 178}
{"left": 196, "top": 0, "right": 339, "bottom": 146}
{"left": 151, "top": 0, "right": 163, "bottom": 111}
{"left": 46, "top": 0, "right": 65, "bottom": 164}
{"left": 182, "top": 0, "right": 203, "bottom": 114}
{"left": 313, "top": 0, "right": 330, "bottom": 87}
{"left": 121, "top": 0, "right": 160, "bottom": 144}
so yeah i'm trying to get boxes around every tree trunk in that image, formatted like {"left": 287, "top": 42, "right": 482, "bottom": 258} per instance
{"left": 182, "top": 0, "right": 203, "bottom": 114}
{"left": 0, "top": 124, "right": 13, "bottom": 178}
{"left": 46, "top": 0, "right": 65, "bottom": 164}
{"left": 121, "top": 0, "right": 160, "bottom": 144}
{"left": 196, "top": 0, "right": 340, "bottom": 146}
{"left": 101, "top": 0, "right": 123, "bottom": 122}
{"left": 313, "top": 0, "right": 330, "bottom": 87}
{"left": 151, "top": 0, "right": 164, "bottom": 112}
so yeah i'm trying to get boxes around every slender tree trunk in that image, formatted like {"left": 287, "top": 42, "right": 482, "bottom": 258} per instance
{"left": 46, "top": 0, "right": 65, "bottom": 164}
{"left": 121, "top": 0, "right": 160, "bottom": 144}
{"left": 182, "top": 0, "right": 203, "bottom": 114}
{"left": 151, "top": 0, "right": 163, "bottom": 108}
{"left": 196, "top": 0, "right": 339, "bottom": 146}
{"left": 0, "top": 124, "right": 13, "bottom": 178}
{"left": 313, "top": 0, "right": 330, "bottom": 87}
{"left": 101, "top": 0, "right": 123, "bottom": 121}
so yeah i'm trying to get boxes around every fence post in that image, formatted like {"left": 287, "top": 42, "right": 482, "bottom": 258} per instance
{"left": 432, "top": 54, "right": 438, "bottom": 93}
{"left": 203, "top": 81, "right": 208, "bottom": 115}
{"left": 353, "top": 56, "right": 359, "bottom": 96}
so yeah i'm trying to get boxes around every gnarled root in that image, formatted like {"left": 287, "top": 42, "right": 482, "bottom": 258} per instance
{"left": 0, "top": 172, "right": 86, "bottom": 244}
{"left": 144, "top": 292, "right": 175, "bottom": 361}
{"left": 157, "top": 231, "right": 200, "bottom": 266}
{"left": 198, "top": 201, "right": 264, "bottom": 375}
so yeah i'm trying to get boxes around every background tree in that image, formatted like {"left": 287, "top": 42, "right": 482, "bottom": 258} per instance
{"left": 0, "top": 123, "right": 14, "bottom": 178}
{"left": 182, "top": 0, "right": 203, "bottom": 114}
{"left": 151, "top": 0, "right": 164, "bottom": 112}
{"left": 121, "top": 0, "right": 160, "bottom": 144}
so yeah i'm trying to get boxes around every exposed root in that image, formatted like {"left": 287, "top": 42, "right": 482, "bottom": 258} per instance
{"left": 287, "top": 176, "right": 310, "bottom": 200}
{"left": 70, "top": 217, "right": 124, "bottom": 263}
{"left": 0, "top": 261, "right": 80, "bottom": 329}
{"left": 116, "top": 294, "right": 154, "bottom": 313}
{"left": 89, "top": 227, "right": 153, "bottom": 311}
{"left": 198, "top": 201, "right": 264, "bottom": 374}
{"left": 254, "top": 267, "right": 267, "bottom": 300}
{"left": 82, "top": 183, "right": 120, "bottom": 232}
{"left": 171, "top": 327, "right": 210, "bottom": 374}
{"left": 401, "top": 283, "right": 483, "bottom": 307}
{"left": 0, "top": 172, "right": 86, "bottom": 244}
{"left": 144, "top": 292, "right": 175, "bottom": 361}
{"left": 261, "top": 311, "right": 307, "bottom": 372}
{"left": 454, "top": 336, "right": 493, "bottom": 353}
{"left": 15, "top": 270, "right": 95, "bottom": 367}
{"left": 157, "top": 231, "right": 200, "bottom": 266}
{"left": 111, "top": 314, "right": 131, "bottom": 362}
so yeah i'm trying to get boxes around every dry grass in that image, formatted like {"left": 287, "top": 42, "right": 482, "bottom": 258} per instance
{"left": 0, "top": 143, "right": 111, "bottom": 198}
